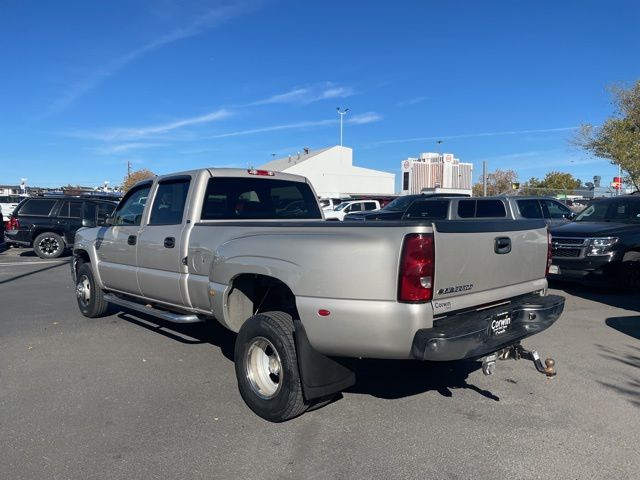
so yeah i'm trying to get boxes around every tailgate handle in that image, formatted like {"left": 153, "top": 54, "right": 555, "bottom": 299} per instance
{"left": 494, "top": 237, "right": 511, "bottom": 254}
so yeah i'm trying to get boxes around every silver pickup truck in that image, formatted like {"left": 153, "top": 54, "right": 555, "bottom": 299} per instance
{"left": 71, "top": 168, "right": 564, "bottom": 422}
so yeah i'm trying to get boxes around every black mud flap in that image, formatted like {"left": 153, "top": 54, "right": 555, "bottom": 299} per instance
{"left": 293, "top": 320, "right": 355, "bottom": 401}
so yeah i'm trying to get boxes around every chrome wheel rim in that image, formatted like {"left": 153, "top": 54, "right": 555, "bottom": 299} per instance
{"left": 76, "top": 275, "right": 91, "bottom": 307}
{"left": 38, "top": 236, "right": 61, "bottom": 256}
{"left": 245, "top": 337, "right": 282, "bottom": 399}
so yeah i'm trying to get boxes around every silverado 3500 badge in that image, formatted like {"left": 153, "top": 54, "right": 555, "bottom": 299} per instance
{"left": 437, "top": 284, "right": 473, "bottom": 295}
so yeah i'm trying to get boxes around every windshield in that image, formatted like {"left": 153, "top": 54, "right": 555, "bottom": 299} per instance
{"left": 334, "top": 202, "right": 350, "bottom": 211}
{"left": 575, "top": 199, "right": 640, "bottom": 223}
{"left": 382, "top": 196, "right": 416, "bottom": 212}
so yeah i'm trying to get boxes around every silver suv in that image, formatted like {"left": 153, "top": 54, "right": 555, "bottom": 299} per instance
{"left": 506, "top": 196, "right": 575, "bottom": 227}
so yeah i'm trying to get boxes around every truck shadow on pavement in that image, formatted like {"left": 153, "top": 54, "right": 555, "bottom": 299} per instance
{"left": 549, "top": 280, "right": 639, "bottom": 311}
{"left": 115, "top": 311, "right": 237, "bottom": 362}
{"left": 0, "top": 261, "right": 68, "bottom": 286}
{"left": 341, "top": 358, "right": 499, "bottom": 401}
{"left": 114, "top": 309, "right": 499, "bottom": 403}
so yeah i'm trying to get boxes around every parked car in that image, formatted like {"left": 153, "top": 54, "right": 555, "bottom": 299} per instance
{"left": 0, "top": 194, "right": 24, "bottom": 221}
{"left": 344, "top": 194, "right": 510, "bottom": 221}
{"left": 505, "top": 196, "right": 575, "bottom": 227}
{"left": 548, "top": 195, "right": 640, "bottom": 290}
{"left": 324, "top": 199, "right": 381, "bottom": 220}
{"left": 0, "top": 210, "right": 4, "bottom": 244}
{"left": 4, "top": 196, "right": 117, "bottom": 258}
{"left": 71, "top": 167, "right": 563, "bottom": 422}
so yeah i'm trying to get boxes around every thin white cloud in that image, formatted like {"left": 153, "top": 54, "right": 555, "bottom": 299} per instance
{"left": 373, "top": 126, "right": 580, "bottom": 146}
{"left": 348, "top": 112, "right": 382, "bottom": 125}
{"left": 397, "top": 96, "right": 428, "bottom": 107}
{"left": 203, "top": 111, "right": 381, "bottom": 139}
{"left": 72, "top": 108, "right": 232, "bottom": 142}
{"left": 204, "top": 119, "right": 336, "bottom": 139}
{"left": 97, "top": 142, "right": 167, "bottom": 154}
{"left": 247, "top": 84, "right": 355, "bottom": 106}
{"left": 42, "top": 3, "right": 258, "bottom": 117}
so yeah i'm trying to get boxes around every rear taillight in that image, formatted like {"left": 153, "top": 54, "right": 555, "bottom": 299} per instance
{"left": 6, "top": 217, "right": 19, "bottom": 231}
{"left": 546, "top": 229, "right": 552, "bottom": 276}
{"left": 399, "top": 233, "right": 434, "bottom": 303}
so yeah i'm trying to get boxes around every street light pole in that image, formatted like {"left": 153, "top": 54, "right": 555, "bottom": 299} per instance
{"left": 337, "top": 107, "right": 349, "bottom": 146}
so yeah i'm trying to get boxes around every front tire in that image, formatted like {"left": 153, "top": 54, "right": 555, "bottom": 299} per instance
{"left": 234, "top": 311, "right": 307, "bottom": 422}
{"left": 33, "top": 232, "right": 65, "bottom": 259}
{"left": 621, "top": 260, "right": 640, "bottom": 293}
{"left": 75, "top": 263, "right": 109, "bottom": 318}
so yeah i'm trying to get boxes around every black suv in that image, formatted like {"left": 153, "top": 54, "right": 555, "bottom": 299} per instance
{"left": 4, "top": 196, "right": 118, "bottom": 258}
{"left": 343, "top": 193, "right": 471, "bottom": 221}
{"left": 549, "top": 195, "right": 640, "bottom": 290}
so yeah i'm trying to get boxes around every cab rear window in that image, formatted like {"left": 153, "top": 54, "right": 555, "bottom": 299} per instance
{"left": 201, "top": 177, "right": 321, "bottom": 220}
{"left": 458, "top": 199, "right": 506, "bottom": 218}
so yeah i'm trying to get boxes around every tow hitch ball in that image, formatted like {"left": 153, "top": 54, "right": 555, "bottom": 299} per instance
{"left": 481, "top": 343, "right": 556, "bottom": 377}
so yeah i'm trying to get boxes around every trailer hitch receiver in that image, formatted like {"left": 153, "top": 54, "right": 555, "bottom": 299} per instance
{"left": 498, "top": 343, "right": 556, "bottom": 377}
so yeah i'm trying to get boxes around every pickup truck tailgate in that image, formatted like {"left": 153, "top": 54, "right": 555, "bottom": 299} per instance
{"left": 432, "top": 220, "right": 548, "bottom": 304}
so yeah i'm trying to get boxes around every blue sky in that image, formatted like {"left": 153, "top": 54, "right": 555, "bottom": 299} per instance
{"left": 1, "top": 0, "right": 639, "bottom": 190}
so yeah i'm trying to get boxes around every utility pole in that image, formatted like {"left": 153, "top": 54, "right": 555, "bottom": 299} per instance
{"left": 127, "top": 160, "right": 132, "bottom": 178}
{"left": 483, "top": 160, "right": 487, "bottom": 197}
{"left": 336, "top": 107, "right": 349, "bottom": 146}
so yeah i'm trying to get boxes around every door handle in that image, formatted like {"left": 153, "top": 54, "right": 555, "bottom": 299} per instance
{"left": 164, "top": 236, "right": 175, "bottom": 248}
{"left": 127, "top": 235, "right": 137, "bottom": 246}
{"left": 494, "top": 237, "right": 511, "bottom": 254}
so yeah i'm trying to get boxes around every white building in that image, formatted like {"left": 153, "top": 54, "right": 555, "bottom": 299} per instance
{"left": 260, "top": 146, "right": 395, "bottom": 197}
{"left": 401, "top": 152, "right": 473, "bottom": 195}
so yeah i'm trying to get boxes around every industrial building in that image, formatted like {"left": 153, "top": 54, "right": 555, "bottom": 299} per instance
{"left": 260, "top": 146, "right": 395, "bottom": 197}
{"left": 401, "top": 152, "right": 473, "bottom": 195}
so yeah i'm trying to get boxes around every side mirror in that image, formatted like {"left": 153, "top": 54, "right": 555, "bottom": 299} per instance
{"left": 104, "top": 215, "right": 113, "bottom": 226}
{"left": 565, "top": 212, "right": 576, "bottom": 220}
{"left": 81, "top": 218, "right": 97, "bottom": 228}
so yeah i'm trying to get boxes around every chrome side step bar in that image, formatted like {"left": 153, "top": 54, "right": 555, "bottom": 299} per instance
{"left": 104, "top": 294, "right": 204, "bottom": 324}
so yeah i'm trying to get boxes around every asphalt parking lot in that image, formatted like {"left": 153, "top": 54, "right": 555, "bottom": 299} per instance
{"left": 1, "top": 245, "right": 638, "bottom": 480}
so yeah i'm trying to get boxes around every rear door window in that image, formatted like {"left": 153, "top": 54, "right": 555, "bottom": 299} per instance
{"left": 517, "top": 199, "right": 543, "bottom": 219}
{"left": 403, "top": 200, "right": 449, "bottom": 219}
{"left": 201, "top": 177, "right": 321, "bottom": 220}
{"left": 364, "top": 202, "right": 377, "bottom": 211}
{"left": 59, "top": 200, "right": 83, "bottom": 218}
{"left": 18, "top": 199, "right": 58, "bottom": 216}
{"left": 458, "top": 199, "right": 506, "bottom": 218}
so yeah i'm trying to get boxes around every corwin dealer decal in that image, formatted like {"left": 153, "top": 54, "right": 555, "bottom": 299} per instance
{"left": 437, "top": 284, "right": 473, "bottom": 295}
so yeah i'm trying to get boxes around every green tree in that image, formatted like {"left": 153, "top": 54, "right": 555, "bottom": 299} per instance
{"left": 575, "top": 80, "right": 640, "bottom": 191}
{"left": 521, "top": 171, "right": 581, "bottom": 196}
{"left": 472, "top": 169, "right": 518, "bottom": 196}
{"left": 122, "top": 169, "right": 155, "bottom": 192}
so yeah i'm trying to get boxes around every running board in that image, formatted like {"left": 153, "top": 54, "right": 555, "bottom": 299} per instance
{"left": 104, "top": 294, "right": 204, "bottom": 324}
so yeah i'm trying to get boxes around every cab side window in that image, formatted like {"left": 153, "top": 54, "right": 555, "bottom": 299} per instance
{"left": 517, "top": 199, "right": 543, "bottom": 219}
{"left": 112, "top": 185, "right": 151, "bottom": 226}
{"left": 543, "top": 200, "right": 571, "bottom": 219}
{"left": 149, "top": 178, "right": 191, "bottom": 225}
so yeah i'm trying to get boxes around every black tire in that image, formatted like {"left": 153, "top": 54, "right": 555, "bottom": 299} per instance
{"left": 33, "top": 232, "right": 65, "bottom": 259}
{"left": 621, "top": 260, "right": 640, "bottom": 293}
{"left": 75, "top": 263, "right": 109, "bottom": 318}
{"left": 234, "top": 311, "right": 307, "bottom": 422}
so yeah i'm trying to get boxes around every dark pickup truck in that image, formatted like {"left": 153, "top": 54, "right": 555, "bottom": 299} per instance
{"left": 549, "top": 195, "right": 640, "bottom": 290}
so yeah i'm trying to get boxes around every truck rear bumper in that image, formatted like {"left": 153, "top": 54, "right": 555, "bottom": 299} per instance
{"left": 411, "top": 294, "right": 565, "bottom": 361}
